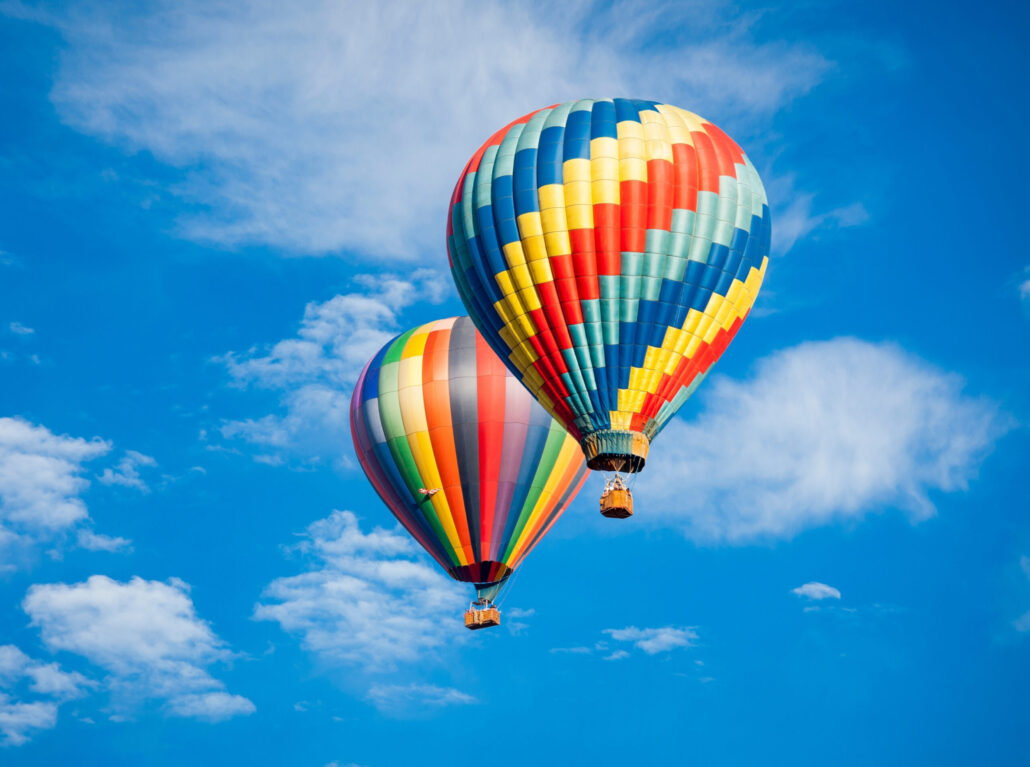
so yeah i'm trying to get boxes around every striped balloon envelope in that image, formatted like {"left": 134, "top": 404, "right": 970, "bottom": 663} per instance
{"left": 350, "top": 316, "right": 588, "bottom": 603}
{"left": 447, "top": 99, "right": 770, "bottom": 475}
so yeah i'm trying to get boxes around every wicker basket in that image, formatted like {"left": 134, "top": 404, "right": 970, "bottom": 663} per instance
{"left": 600, "top": 487, "right": 633, "bottom": 519}
{"left": 464, "top": 607, "right": 501, "bottom": 630}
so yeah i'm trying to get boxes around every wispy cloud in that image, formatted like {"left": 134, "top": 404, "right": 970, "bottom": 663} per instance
{"left": 254, "top": 510, "right": 465, "bottom": 671}
{"left": 0, "top": 644, "right": 95, "bottom": 746}
{"left": 0, "top": 416, "right": 135, "bottom": 564}
{"left": 791, "top": 582, "right": 841, "bottom": 601}
{"left": 766, "top": 173, "right": 869, "bottom": 255}
{"left": 637, "top": 338, "right": 1009, "bottom": 542}
{"left": 217, "top": 271, "right": 447, "bottom": 464}
{"left": 365, "top": 683, "right": 475, "bottom": 715}
{"left": 604, "top": 626, "right": 698, "bottom": 655}
{"left": 553, "top": 627, "right": 698, "bottom": 659}
{"left": 1014, "top": 556, "right": 1030, "bottom": 633}
{"left": 97, "top": 450, "right": 157, "bottom": 492}
{"left": 14, "top": 0, "right": 829, "bottom": 258}
{"left": 23, "top": 576, "right": 254, "bottom": 722}
{"left": 8, "top": 322, "right": 34, "bottom": 336}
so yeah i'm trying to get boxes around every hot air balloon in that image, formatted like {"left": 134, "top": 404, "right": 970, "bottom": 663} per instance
{"left": 350, "top": 316, "right": 588, "bottom": 630}
{"left": 447, "top": 99, "right": 770, "bottom": 518}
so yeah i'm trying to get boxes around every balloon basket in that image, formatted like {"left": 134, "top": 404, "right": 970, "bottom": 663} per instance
{"left": 464, "top": 602, "right": 500, "bottom": 631}
{"left": 600, "top": 476, "right": 633, "bottom": 519}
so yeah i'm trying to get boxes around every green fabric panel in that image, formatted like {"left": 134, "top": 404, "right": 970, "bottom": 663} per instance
{"left": 501, "top": 423, "right": 567, "bottom": 561}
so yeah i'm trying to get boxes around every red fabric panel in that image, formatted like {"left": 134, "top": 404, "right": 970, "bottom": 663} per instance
{"left": 646, "top": 159, "right": 674, "bottom": 232}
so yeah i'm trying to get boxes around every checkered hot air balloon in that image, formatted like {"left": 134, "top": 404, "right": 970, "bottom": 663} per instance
{"left": 350, "top": 316, "right": 588, "bottom": 629}
{"left": 447, "top": 99, "right": 771, "bottom": 516}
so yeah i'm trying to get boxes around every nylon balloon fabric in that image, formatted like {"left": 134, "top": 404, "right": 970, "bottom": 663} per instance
{"left": 447, "top": 99, "right": 771, "bottom": 472}
{"left": 350, "top": 316, "right": 588, "bottom": 591}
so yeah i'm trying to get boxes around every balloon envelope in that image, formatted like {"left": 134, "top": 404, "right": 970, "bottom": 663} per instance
{"left": 447, "top": 99, "right": 770, "bottom": 472}
{"left": 350, "top": 316, "right": 587, "bottom": 598}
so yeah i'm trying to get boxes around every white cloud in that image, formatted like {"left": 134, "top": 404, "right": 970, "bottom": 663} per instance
{"left": 603, "top": 650, "right": 630, "bottom": 661}
{"left": 164, "top": 692, "right": 256, "bottom": 722}
{"left": 22, "top": 575, "right": 254, "bottom": 722}
{"left": 1014, "top": 556, "right": 1030, "bottom": 633}
{"left": 0, "top": 417, "right": 110, "bottom": 530}
{"left": 75, "top": 529, "right": 132, "bottom": 553}
{"left": 1019, "top": 267, "right": 1030, "bottom": 307}
{"left": 0, "top": 645, "right": 94, "bottom": 746}
{"left": 766, "top": 173, "right": 869, "bottom": 255}
{"left": 217, "top": 270, "right": 446, "bottom": 463}
{"left": 14, "top": 0, "right": 829, "bottom": 258}
{"left": 254, "top": 510, "right": 465, "bottom": 671}
{"left": 365, "top": 683, "right": 475, "bottom": 714}
{"left": 791, "top": 582, "right": 841, "bottom": 600}
{"left": 0, "top": 417, "right": 143, "bottom": 563}
{"left": 8, "top": 322, "right": 34, "bottom": 336}
{"left": 96, "top": 450, "right": 157, "bottom": 492}
{"left": 638, "top": 339, "right": 1008, "bottom": 542}
{"left": 604, "top": 626, "right": 698, "bottom": 655}
{"left": 0, "top": 698, "right": 56, "bottom": 746}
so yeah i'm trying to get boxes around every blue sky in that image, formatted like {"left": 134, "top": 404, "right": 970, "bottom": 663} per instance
{"left": 0, "top": 0, "right": 1028, "bottom": 764}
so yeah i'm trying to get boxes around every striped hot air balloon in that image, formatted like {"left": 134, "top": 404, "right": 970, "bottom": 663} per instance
{"left": 350, "top": 316, "right": 587, "bottom": 627}
{"left": 447, "top": 99, "right": 770, "bottom": 514}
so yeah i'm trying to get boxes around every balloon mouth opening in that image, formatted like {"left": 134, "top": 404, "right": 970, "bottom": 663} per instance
{"left": 582, "top": 431, "right": 649, "bottom": 473}
{"left": 448, "top": 564, "right": 512, "bottom": 604}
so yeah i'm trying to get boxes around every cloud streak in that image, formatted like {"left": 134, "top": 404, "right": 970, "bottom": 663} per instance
{"left": 254, "top": 510, "right": 465, "bottom": 671}
{"left": 217, "top": 270, "right": 447, "bottom": 463}
{"left": 23, "top": 576, "right": 254, "bottom": 722}
{"left": 16, "top": 0, "right": 830, "bottom": 258}
{"left": 0, "top": 644, "right": 94, "bottom": 746}
{"left": 791, "top": 582, "right": 841, "bottom": 601}
{"left": 0, "top": 417, "right": 140, "bottom": 564}
{"left": 637, "top": 338, "right": 1008, "bottom": 541}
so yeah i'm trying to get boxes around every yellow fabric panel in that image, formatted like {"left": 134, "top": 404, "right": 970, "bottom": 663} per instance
{"left": 517, "top": 286, "right": 542, "bottom": 312}
{"left": 540, "top": 206, "right": 568, "bottom": 236}
{"left": 590, "top": 136, "right": 618, "bottom": 161}
{"left": 695, "top": 314, "right": 715, "bottom": 342}
{"left": 667, "top": 105, "right": 707, "bottom": 132}
{"left": 616, "top": 118, "right": 645, "bottom": 141}
{"left": 566, "top": 204, "right": 594, "bottom": 230}
{"left": 619, "top": 157, "right": 647, "bottom": 183}
{"left": 538, "top": 184, "right": 564, "bottom": 211}
{"left": 493, "top": 298, "right": 515, "bottom": 327}
{"left": 528, "top": 258, "right": 553, "bottom": 284}
{"left": 640, "top": 112, "right": 673, "bottom": 163}
{"left": 684, "top": 309, "right": 703, "bottom": 337}
{"left": 543, "top": 230, "right": 571, "bottom": 256}
{"left": 517, "top": 211, "right": 543, "bottom": 238}
{"left": 563, "top": 180, "right": 592, "bottom": 206}
{"left": 591, "top": 179, "right": 620, "bottom": 205}
{"left": 502, "top": 240, "right": 527, "bottom": 268}
{"left": 494, "top": 270, "right": 516, "bottom": 297}
{"left": 510, "top": 263, "right": 534, "bottom": 292}
{"left": 617, "top": 389, "right": 646, "bottom": 413}
{"left": 394, "top": 368, "right": 467, "bottom": 566}
{"left": 498, "top": 325, "right": 517, "bottom": 350}
{"left": 563, "top": 158, "right": 592, "bottom": 183}
{"left": 685, "top": 335, "right": 702, "bottom": 357}
{"left": 507, "top": 436, "right": 582, "bottom": 563}
{"left": 627, "top": 368, "right": 647, "bottom": 391}
{"left": 522, "top": 234, "right": 548, "bottom": 263}
{"left": 704, "top": 292, "right": 725, "bottom": 320}
{"left": 514, "top": 313, "right": 537, "bottom": 338}
{"left": 590, "top": 155, "right": 619, "bottom": 181}
{"left": 642, "top": 369, "right": 663, "bottom": 394}
{"left": 655, "top": 104, "right": 695, "bottom": 146}
{"left": 610, "top": 411, "right": 632, "bottom": 430}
